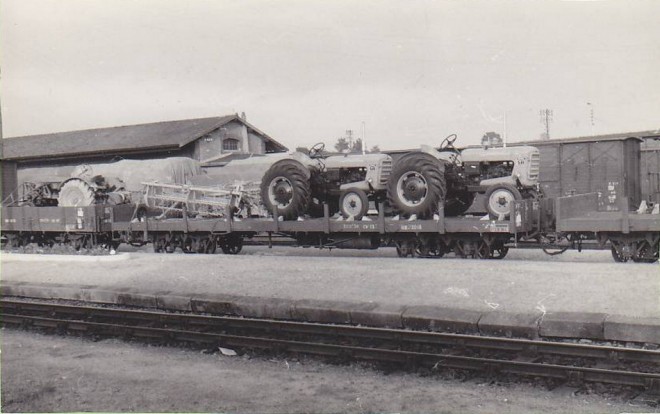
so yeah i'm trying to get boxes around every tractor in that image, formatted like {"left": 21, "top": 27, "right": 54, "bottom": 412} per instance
{"left": 387, "top": 134, "right": 540, "bottom": 219}
{"left": 259, "top": 143, "right": 393, "bottom": 220}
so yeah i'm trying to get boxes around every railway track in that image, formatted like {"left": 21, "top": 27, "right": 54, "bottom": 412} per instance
{"left": 3, "top": 297, "right": 660, "bottom": 392}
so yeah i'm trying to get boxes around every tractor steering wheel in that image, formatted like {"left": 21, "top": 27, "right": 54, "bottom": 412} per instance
{"left": 309, "top": 142, "right": 326, "bottom": 158}
{"left": 440, "top": 134, "right": 458, "bottom": 151}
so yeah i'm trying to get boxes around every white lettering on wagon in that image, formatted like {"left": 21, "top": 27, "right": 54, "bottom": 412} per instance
{"left": 341, "top": 223, "right": 377, "bottom": 231}
{"left": 489, "top": 224, "right": 509, "bottom": 233}
{"left": 400, "top": 224, "right": 422, "bottom": 231}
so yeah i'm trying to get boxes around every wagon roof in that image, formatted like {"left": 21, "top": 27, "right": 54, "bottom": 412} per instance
{"left": 513, "top": 129, "right": 659, "bottom": 146}
{"left": 1, "top": 114, "right": 288, "bottom": 161}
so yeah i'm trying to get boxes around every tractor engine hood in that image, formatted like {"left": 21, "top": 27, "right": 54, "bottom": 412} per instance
{"left": 460, "top": 146, "right": 539, "bottom": 163}
{"left": 323, "top": 153, "right": 391, "bottom": 169}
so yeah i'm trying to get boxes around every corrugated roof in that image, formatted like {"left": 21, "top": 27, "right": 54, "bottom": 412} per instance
{"left": 1, "top": 114, "right": 288, "bottom": 161}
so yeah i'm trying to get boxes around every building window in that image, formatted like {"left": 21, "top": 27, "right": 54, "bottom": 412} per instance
{"left": 223, "top": 138, "right": 240, "bottom": 151}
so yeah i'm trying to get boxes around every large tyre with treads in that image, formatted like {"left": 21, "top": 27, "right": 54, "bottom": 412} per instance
{"left": 260, "top": 160, "right": 311, "bottom": 220}
{"left": 387, "top": 152, "right": 446, "bottom": 219}
{"left": 58, "top": 178, "right": 96, "bottom": 207}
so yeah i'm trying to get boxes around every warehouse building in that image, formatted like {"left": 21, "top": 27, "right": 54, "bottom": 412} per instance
{"left": 0, "top": 114, "right": 288, "bottom": 201}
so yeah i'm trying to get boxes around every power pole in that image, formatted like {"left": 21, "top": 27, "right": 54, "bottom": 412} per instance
{"left": 361, "top": 122, "right": 366, "bottom": 155}
{"left": 587, "top": 102, "right": 595, "bottom": 136}
{"left": 345, "top": 129, "right": 354, "bottom": 150}
{"left": 539, "top": 109, "right": 553, "bottom": 140}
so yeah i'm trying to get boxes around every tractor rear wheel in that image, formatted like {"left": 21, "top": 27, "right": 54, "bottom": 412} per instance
{"left": 58, "top": 178, "right": 96, "bottom": 207}
{"left": 387, "top": 153, "right": 446, "bottom": 219}
{"left": 260, "top": 161, "right": 311, "bottom": 220}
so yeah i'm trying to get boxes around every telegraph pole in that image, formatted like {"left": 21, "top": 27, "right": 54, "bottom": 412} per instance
{"left": 361, "top": 122, "right": 366, "bottom": 154}
{"left": 345, "top": 129, "right": 354, "bottom": 150}
{"left": 539, "top": 109, "right": 553, "bottom": 140}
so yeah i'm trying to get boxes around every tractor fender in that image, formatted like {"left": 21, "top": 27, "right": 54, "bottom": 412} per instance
{"left": 268, "top": 157, "right": 313, "bottom": 180}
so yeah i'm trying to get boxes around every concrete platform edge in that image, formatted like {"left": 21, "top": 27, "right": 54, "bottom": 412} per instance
{"left": 2, "top": 281, "right": 659, "bottom": 345}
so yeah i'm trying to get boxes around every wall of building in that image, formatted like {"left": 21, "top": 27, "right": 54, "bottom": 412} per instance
{"left": 194, "top": 128, "right": 228, "bottom": 162}
{"left": 1, "top": 160, "right": 18, "bottom": 202}
{"left": 248, "top": 131, "right": 266, "bottom": 153}
{"left": 194, "top": 122, "right": 269, "bottom": 161}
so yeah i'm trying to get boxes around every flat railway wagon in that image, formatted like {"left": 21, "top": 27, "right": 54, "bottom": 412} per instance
{"left": 2, "top": 200, "right": 538, "bottom": 260}
{"left": 2, "top": 195, "right": 658, "bottom": 262}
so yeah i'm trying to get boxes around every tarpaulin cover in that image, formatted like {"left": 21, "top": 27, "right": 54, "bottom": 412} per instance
{"left": 18, "top": 157, "right": 202, "bottom": 192}
{"left": 191, "top": 153, "right": 289, "bottom": 187}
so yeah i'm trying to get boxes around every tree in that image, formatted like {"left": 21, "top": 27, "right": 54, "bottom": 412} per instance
{"left": 369, "top": 145, "right": 381, "bottom": 153}
{"left": 334, "top": 137, "right": 364, "bottom": 153}
{"left": 334, "top": 137, "right": 350, "bottom": 152}
{"left": 352, "top": 138, "right": 363, "bottom": 153}
{"left": 481, "top": 132, "right": 503, "bottom": 147}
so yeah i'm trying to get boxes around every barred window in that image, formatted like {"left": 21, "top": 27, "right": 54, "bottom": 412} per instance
{"left": 223, "top": 138, "right": 239, "bottom": 151}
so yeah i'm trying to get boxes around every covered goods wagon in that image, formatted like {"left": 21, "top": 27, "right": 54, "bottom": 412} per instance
{"left": 641, "top": 137, "right": 660, "bottom": 203}
{"left": 513, "top": 135, "right": 642, "bottom": 211}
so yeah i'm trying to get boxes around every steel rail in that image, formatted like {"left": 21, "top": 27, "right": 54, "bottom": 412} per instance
{"left": 2, "top": 298, "right": 660, "bottom": 391}
{"left": 2, "top": 298, "right": 658, "bottom": 362}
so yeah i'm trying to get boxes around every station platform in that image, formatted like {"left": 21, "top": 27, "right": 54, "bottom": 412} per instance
{"left": 2, "top": 247, "right": 659, "bottom": 344}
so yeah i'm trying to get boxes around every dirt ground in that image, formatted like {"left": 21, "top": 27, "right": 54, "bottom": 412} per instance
{"left": 2, "top": 328, "right": 653, "bottom": 413}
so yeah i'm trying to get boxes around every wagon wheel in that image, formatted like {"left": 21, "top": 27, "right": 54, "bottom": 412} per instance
{"left": 2, "top": 234, "right": 17, "bottom": 249}
{"left": 610, "top": 245, "right": 627, "bottom": 263}
{"left": 73, "top": 236, "right": 85, "bottom": 251}
{"left": 490, "top": 245, "right": 509, "bottom": 260}
{"left": 6, "top": 234, "right": 21, "bottom": 249}
{"left": 632, "top": 240, "right": 659, "bottom": 263}
{"left": 395, "top": 241, "right": 414, "bottom": 258}
{"left": 153, "top": 238, "right": 165, "bottom": 253}
{"left": 83, "top": 235, "right": 95, "bottom": 250}
{"left": 610, "top": 241, "right": 630, "bottom": 263}
{"left": 453, "top": 240, "right": 475, "bottom": 259}
{"left": 414, "top": 243, "right": 431, "bottom": 258}
{"left": 476, "top": 241, "right": 492, "bottom": 259}
{"left": 205, "top": 238, "right": 217, "bottom": 254}
{"left": 182, "top": 237, "right": 195, "bottom": 254}
{"left": 427, "top": 246, "right": 446, "bottom": 258}
{"left": 197, "top": 238, "right": 208, "bottom": 254}
{"left": 221, "top": 236, "right": 243, "bottom": 255}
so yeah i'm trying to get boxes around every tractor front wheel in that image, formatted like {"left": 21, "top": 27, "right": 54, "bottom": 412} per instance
{"left": 485, "top": 184, "right": 522, "bottom": 220}
{"left": 339, "top": 188, "right": 369, "bottom": 220}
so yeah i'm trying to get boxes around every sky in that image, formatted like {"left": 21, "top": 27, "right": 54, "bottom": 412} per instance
{"left": 2, "top": 0, "right": 659, "bottom": 150}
